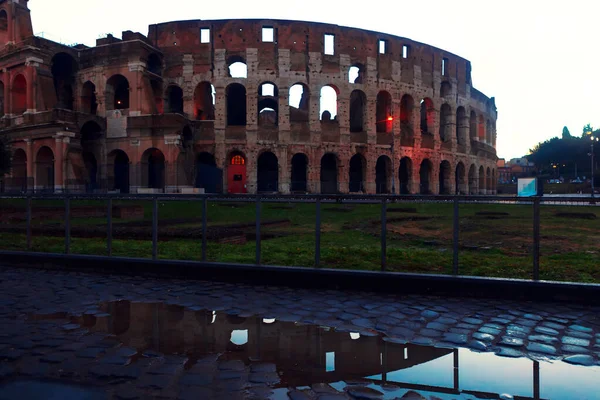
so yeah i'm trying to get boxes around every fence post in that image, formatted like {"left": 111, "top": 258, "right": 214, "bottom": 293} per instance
{"left": 26, "top": 195, "right": 32, "bottom": 251}
{"left": 202, "top": 197, "right": 207, "bottom": 262}
{"left": 152, "top": 196, "right": 158, "bottom": 261}
{"left": 107, "top": 197, "right": 112, "bottom": 257}
{"left": 381, "top": 198, "right": 387, "bottom": 271}
{"left": 64, "top": 195, "right": 71, "bottom": 254}
{"left": 452, "top": 197, "right": 459, "bottom": 275}
{"left": 315, "top": 197, "right": 321, "bottom": 267}
{"left": 533, "top": 197, "right": 540, "bottom": 280}
{"left": 255, "top": 196, "right": 261, "bottom": 265}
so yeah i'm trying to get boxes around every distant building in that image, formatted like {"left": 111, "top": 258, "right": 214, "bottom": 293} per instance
{"left": 497, "top": 157, "right": 535, "bottom": 184}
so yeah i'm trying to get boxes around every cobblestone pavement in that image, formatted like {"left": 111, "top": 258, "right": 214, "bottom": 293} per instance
{"left": 0, "top": 266, "right": 599, "bottom": 399}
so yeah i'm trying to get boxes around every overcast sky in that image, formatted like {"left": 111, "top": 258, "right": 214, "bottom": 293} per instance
{"left": 29, "top": 0, "right": 600, "bottom": 160}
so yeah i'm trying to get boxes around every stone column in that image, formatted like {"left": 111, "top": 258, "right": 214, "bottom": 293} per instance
{"left": 25, "top": 139, "right": 33, "bottom": 191}
{"left": 3, "top": 69, "right": 10, "bottom": 116}
{"left": 279, "top": 148, "right": 289, "bottom": 194}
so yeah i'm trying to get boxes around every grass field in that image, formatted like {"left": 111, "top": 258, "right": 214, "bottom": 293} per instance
{"left": 0, "top": 198, "right": 598, "bottom": 283}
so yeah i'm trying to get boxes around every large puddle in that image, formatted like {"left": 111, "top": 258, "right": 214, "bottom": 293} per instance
{"left": 34, "top": 300, "right": 600, "bottom": 399}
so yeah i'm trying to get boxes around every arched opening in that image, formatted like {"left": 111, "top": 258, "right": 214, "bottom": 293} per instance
{"left": 12, "top": 74, "right": 27, "bottom": 114}
{"left": 419, "top": 159, "right": 433, "bottom": 194}
{"left": 478, "top": 165, "right": 485, "bottom": 194}
{"left": 109, "top": 150, "right": 129, "bottom": 193}
{"left": 35, "top": 146, "right": 54, "bottom": 192}
{"left": 349, "top": 90, "right": 366, "bottom": 133}
{"left": 12, "top": 149, "right": 27, "bottom": 191}
{"left": 349, "top": 154, "right": 366, "bottom": 193}
{"left": 291, "top": 153, "right": 308, "bottom": 192}
{"left": 257, "top": 151, "right": 278, "bottom": 193}
{"left": 455, "top": 162, "right": 466, "bottom": 194}
{"left": 106, "top": 75, "right": 129, "bottom": 110}
{"left": 82, "top": 152, "right": 98, "bottom": 192}
{"left": 166, "top": 85, "right": 184, "bottom": 114}
{"left": 81, "top": 81, "right": 97, "bottom": 115}
{"left": 439, "top": 160, "right": 452, "bottom": 194}
{"left": 440, "top": 81, "right": 451, "bottom": 97}
{"left": 456, "top": 107, "right": 467, "bottom": 146}
{"left": 486, "top": 120, "right": 492, "bottom": 144}
{"left": 469, "top": 111, "right": 477, "bottom": 140}
{"left": 399, "top": 157, "right": 412, "bottom": 194}
{"left": 51, "top": 53, "right": 78, "bottom": 110}
{"left": 142, "top": 148, "right": 165, "bottom": 190}
{"left": 227, "top": 151, "right": 247, "bottom": 194}
{"left": 478, "top": 115, "right": 485, "bottom": 142}
{"left": 151, "top": 79, "right": 163, "bottom": 114}
{"left": 0, "top": 11, "right": 7, "bottom": 32}
{"left": 492, "top": 169, "right": 497, "bottom": 193}
{"left": 0, "top": 80, "right": 4, "bottom": 117}
{"left": 258, "top": 82, "right": 278, "bottom": 127}
{"left": 320, "top": 85, "right": 338, "bottom": 120}
{"left": 348, "top": 64, "right": 364, "bottom": 84}
{"left": 376, "top": 91, "right": 392, "bottom": 133}
{"left": 420, "top": 98, "right": 434, "bottom": 134}
{"left": 400, "top": 95, "right": 414, "bottom": 140}
{"left": 375, "top": 155, "right": 391, "bottom": 194}
{"left": 195, "top": 152, "right": 219, "bottom": 193}
{"left": 147, "top": 54, "right": 162, "bottom": 76}
{"left": 468, "top": 164, "right": 477, "bottom": 195}
{"left": 439, "top": 103, "right": 452, "bottom": 143}
{"left": 80, "top": 121, "right": 102, "bottom": 192}
{"left": 227, "top": 56, "right": 248, "bottom": 78}
{"left": 486, "top": 167, "right": 492, "bottom": 193}
{"left": 320, "top": 153, "right": 338, "bottom": 194}
{"left": 226, "top": 83, "right": 246, "bottom": 126}
{"left": 289, "top": 83, "right": 309, "bottom": 122}
{"left": 194, "top": 82, "right": 215, "bottom": 120}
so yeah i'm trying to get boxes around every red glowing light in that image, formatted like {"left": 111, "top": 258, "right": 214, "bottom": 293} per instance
{"left": 387, "top": 116, "right": 393, "bottom": 121}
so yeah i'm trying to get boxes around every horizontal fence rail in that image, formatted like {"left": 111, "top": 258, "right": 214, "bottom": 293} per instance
{"left": 0, "top": 193, "right": 597, "bottom": 285}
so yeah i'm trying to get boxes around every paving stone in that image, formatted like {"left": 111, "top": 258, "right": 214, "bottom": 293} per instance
{"left": 482, "top": 323, "right": 503, "bottom": 330}
{"left": 218, "top": 359, "right": 245, "bottom": 371}
{"left": 179, "top": 373, "right": 213, "bottom": 386}
{"left": 565, "top": 330, "right": 593, "bottom": 340}
{"left": 449, "top": 328, "right": 472, "bottom": 335}
{"left": 312, "top": 383, "right": 340, "bottom": 394}
{"left": 346, "top": 386, "right": 384, "bottom": 399}
{"left": 490, "top": 318, "right": 512, "bottom": 325}
{"left": 443, "top": 333, "right": 467, "bottom": 345}
{"left": 534, "top": 326, "right": 559, "bottom": 336}
{"left": 528, "top": 335, "right": 559, "bottom": 344}
{"left": 420, "top": 329, "right": 442, "bottom": 338}
{"left": 514, "top": 319, "right": 538, "bottom": 327}
{"left": 562, "top": 336, "right": 590, "bottom": 347}
{"left": 249, "top": 372, "right": 280, "bottom": 384}
{"left": 541, "top": 321, "right": 565, "bottom": 331}
{"left": 410, "top": 337, "right": 435, "bottom": 346}
{"left": 495, "top": 347, "right": 523, "bottom": 358}
{"left": 288, "top": 390, "right": 312, "bottom": 400}
{"left": 478, "top": 327, "right": 501, "bottom": 336}
{"left": 0, "top": 364, "right": 15, "bottom": 378}
{"left": 114, "top": 347, "right": 138, "bottom": 357}
{"left": 352, "top": 318, "right": 375, "bottom": 329}
{"left": 40, "top": 352, "right": 69, "bottom": 363}
{"left": 99, "top": 355, "right": 131, "bottom": 366}
{"left": 435, "top": 317, "right": 458, "bottom": 325}
{"left": 523, "top": 313, "right": 543, "bottom": 321}
{"left": 251, "top": 363, "right": 277, "bottom": 373}
{"left": 561, "top": 345, "right": 590, "bottom": 354}
{"left": 382, "top": 336, "right": 407, "bottom": 344}
{"left": 112, "top": 366, "right": 142, "bottom": 379}
{"left": 389, "top": 327, "right": 414, "bottom": 338}
{"left": 472, "top": 332, "right": 495, "bottom": 342}
{"left": 421, "top": 310, "right": 439, "bottom": 319}
{"left": 569, "top": 325, "right": 593, "bottom": 333}
{"left": 149, "top": 362, "right": 183, "bottom": 375}
{"left": 548, "top": 317, "right": 570, "bottom": 325}
{"left": 76, "top": 347, "right": 105, "bottom": 359}
{"left": 425, "top": 322, "right": 447, "bottom": 331}
{"left": 526, "top": 342, "right": 557, "bottom": 355}
{"left": 137, "top": 374, "right": 172, "bottom": 389}
{"left": 507, "top": 325, "right": 530, "bottom": 334}
{"left": 396, "top": 391, "right": 426, "bottom": 400}
{"left": 0, "top": 349, "right": 23, "bottom": 361}
{"left": 500, "top": 337, "right": 524, "bottom": 347}
{"left": 563, "top": 355, "right": 595, "bottom": 367}
{"left": 89, "top": 364, "right": 116, "bottom": 378}
{"left": 468, "top": 340, "right": 488, "bottom": 351}
{"left": 218, "top": 370, "right": 243, "bottom": 380}
{"left": 114, "top": 387, "right": 141, "bottom": 400}
{"left": 317, "top": 395, "right": 347, "bottom": 400}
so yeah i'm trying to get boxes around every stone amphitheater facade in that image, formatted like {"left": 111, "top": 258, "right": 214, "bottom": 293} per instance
{"left": 0, "top": 1, "right": 498, "bottom": 194}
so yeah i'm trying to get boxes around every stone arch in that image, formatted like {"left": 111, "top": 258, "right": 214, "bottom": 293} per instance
{"left": 486, "top": 167, "right": 492, "bottom": 193}
{"left": 375, "top": 155, "right": 391, "bottom": 194}
{"left": 320, "top": 85, "right": 339, "bottom": 120}
{"left": 320, "top": 153, "right": 338, "bottom": 194}
{"left": 439, "top": 160, "right": 452, "bottom": 194}
{"left": 439, "top": 103, "right": 452, "bottom": 143}
{"left": 226, "top": 83, "right": 247, "bottom": 126}
{"left": 400, "top": 94, "right": 415, "bottom": 141}
{"left": 492, "top": 168, "right": 497, "bottom": 193}
{"left": 349, "top": 90, "right": 367, "bottom": 133}
{"left": 0, "top": 10, "right": 7, "bottom": 32}
{"left": 291, "top": 153, "right": 308, "bottom": 192}
{"left": 12, "top": 74, "right": 27, "bottom": 114}
{"left": 150, "top": 79, "right": 163, "bottom": 114}
{"left": 376, "top": 91, "right": 392, "bottom": 133}
{"left": 227, "top": 55, "right": 247, "bottom": 78}
{"left": 455, "top": 162, "right": 466, "bottom": 194}
{"left": 399, "top": 157, "right": 412, "bottom": 194}
{"left": 289, "top": 83, "right": 309, "bottom": 122}
{"left": 51, "top": 52, "right": 78, "bottom": 110}
{"left": 456, "top": 107, "right": 467, "bottom": 146}
{"left": 12, "top": 148, "right": 27, "bottom": 191}
{"left": 257, "top": 151, "right": 279, "bottom": 192}
{"left": 419, "top": 159, "right": 433, "bottom": 194}
{"left": 81, "top": 81, "right": 97, "bottom": 115}
{"left": 195, "top": 152, "right": 219, "bottom": 193}
{"left": 108, "top": 150, "right": 130, "bottom": 193}
{"left": 469, "top": 110, "right": 477, "bottom": 140}
{"left": 440, "top": 81, "right": 452, "bottom": 97}
{"left": 478, "top": 115, "right": 485, "bottom": 142}
{"left": 349, "top": 153, "right": 366, "bottom": 193}
{"left": 478, "top": 165, "right": 485, "bottom": 194}
{"left": 227, "top": 150, "right": 247, "bottom": 194}
{"left": 258, "top": 82, "right": 278, "bottom": 127}
{"left": 147, "top": 53, "right": 162, "bottom": 76}
{"left": 486, "top": 119, "right": 492, "bottom": 144}
{"left": 166, "top": 84, "right": 184, "bottom": 114}
{"left": 35, "top": 146, "right": 55, "bottom": 192}
{"left": 79, "top": 121, "right": 103, "bottom": 191}
{"left": 106, "top": 74, "right": 129, "bottom": 110}
{"left": 141, "top": 148, "right": 165, "bottom": 190}
{"left": 420, "top": 98, "right": 435, "bottom": 135}
{"left": 194, "top": 81, "right": 215, "bottom": 120}
{"left": 348, "top": 63, "right": 365, "bottom": 84}
{"left": 468, "top": 164, "right": 477, "bottom": 195}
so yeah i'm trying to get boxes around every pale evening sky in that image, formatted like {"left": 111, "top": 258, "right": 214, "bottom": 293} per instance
{"left": 28, "top": 0, "right": 600, "bottom": 160}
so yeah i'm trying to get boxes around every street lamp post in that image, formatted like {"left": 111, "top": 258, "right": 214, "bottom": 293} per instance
{"left": 586, "top": 130, "right": 598, "bottom": 199}
{"left": 388, "top": 115, "right": 395, "bottom": 194}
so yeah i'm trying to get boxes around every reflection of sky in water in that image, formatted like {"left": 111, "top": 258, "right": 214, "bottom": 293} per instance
{"left": 326, "top": 352, "right": 335, "bottom": 372}
{"left": 229, "top": 329, "right": 248, "bottom": 346}
{"left": 350, "top": 332, "right": 360, "bottom": 340}
{"left": 262, "top": 318, "right": 276, "bottom": 324}
{"left": 363, "top": 348, "right": 600, "bottom": 399}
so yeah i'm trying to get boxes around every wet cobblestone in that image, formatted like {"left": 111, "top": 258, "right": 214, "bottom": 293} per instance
{"left": 0, "top": 266, "right": 599, "bottom": 399}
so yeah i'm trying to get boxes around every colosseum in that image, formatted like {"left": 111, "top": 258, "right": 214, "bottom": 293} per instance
{"left": 0, "top": 1, "right": 498, "bottom": 195}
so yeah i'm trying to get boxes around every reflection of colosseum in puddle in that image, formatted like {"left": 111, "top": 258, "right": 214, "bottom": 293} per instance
{"left": 81, "top": 301, "right": 452, "bottom": 386}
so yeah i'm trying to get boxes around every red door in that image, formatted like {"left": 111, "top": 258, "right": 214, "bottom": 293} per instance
{"left": 228, "top": 154, "right": 247, "bottom": 193}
